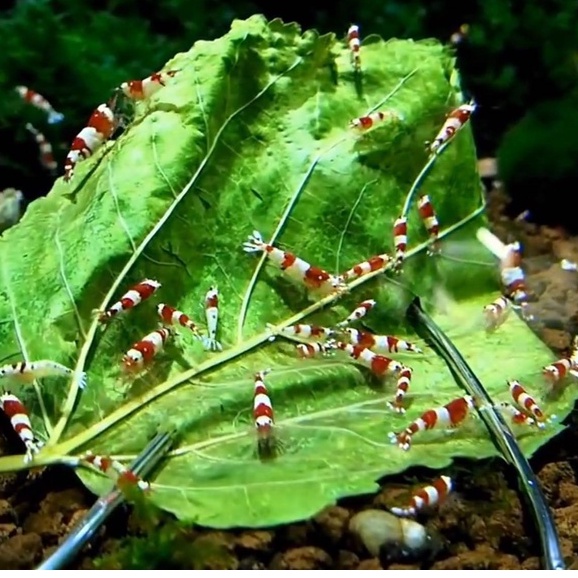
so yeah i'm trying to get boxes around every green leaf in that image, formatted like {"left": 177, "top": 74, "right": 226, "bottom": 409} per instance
{"left": 0, "top": 16, "right": 567, "bottom": 529}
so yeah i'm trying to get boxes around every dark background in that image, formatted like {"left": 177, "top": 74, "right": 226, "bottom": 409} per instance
{"left": 1, "top": 0, "right": 577, "bottom": 228}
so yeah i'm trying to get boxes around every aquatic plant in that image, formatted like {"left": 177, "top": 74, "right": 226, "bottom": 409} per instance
{"left": 0, "top": 16, "right": 568, "bottom": 530}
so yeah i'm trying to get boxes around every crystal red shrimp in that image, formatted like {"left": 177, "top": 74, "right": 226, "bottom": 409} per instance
{"left": 496, "top": 401, "right": 536, "bottom": 427}
{"left": 253, "top": 369, "right": 278, "bottom": 459}
{"left": 122, "top": 327, "right": 171, "bottom": 373}
{"left": 347, "top": 24, "right": 361, "bottom": 71}
{"left": 388, "top": 395, "right": 476, "bottom": 451}
{"left": 333, "top": 341, "right": 403, "bottom": 377}
{"left": 390, "top": 475, "right": 453, "bottom": 518}
{"left": 80, "top": 451, "right": 150, "bottom": 492}
{"left": 350, "top": 111, "right": 383, "bottom": 131}
{"left": 243, "top": 230, "right": 344, "bottom": 295}
{"left": 15, "top": 85, "right": 64, "bottom": 124}
{"left": 344, "top": 328, "right": 423, "bottom": 354}
{"left": 96, "top": 278, "right": 161, "bottom": 323}
{"left": 544, "top": 333, "right": 578, "bottom": 384}
{"left": 0, "top": 361, "right": 87, "bottom": 389}
{"left": 281, "top": 324, "right": 334, "bottom": 339}
{"left": 387, "top": 365, "right": 413, "bottom": 414}
{"left": 120, "top": 70, "right": 179, "bottom": 100}
{"left": 64, "top": 102, "right": 118, "bottom": 182}
{"left": 349, "top": 110, "right": 403, "bottom": 132}
{"left": 426, "top": 100, "right": 476, "bottom": 154}
{"left": 417, "top": 194, "right": 440, "bottom": 253}
{"left": 25, "top": 123, "right": 57, "bottom": 175}
{"left": 202, "top": 286, "right": 222, "bottom": 351}
{"left": 500, "top": 241, "right": 531, "bottom": 310}
{"left": 483, "top": 295, "right": 510, "bottom": 332}
{"left": 336, "top": 299, "right": 376, "bottom": 328}
{"left": 543, "top": 358, "right": 575, "bottom": 384}
{"left": 296, "top": 342, "right": 331, "bottom": 358}
{"left": 508, "top": 380, "right": 552, "bottom": 428}
{"left": 0, "top": 392, "right": 44, "bottom": 462}
{"left": 500, "top": 242, "right": 533, "bottom": 321}
{"left": 158, "top": 303, "right": 201, "bottom": 338}
{"left": 340, "top": 253, "right": 391, "bottom": 283}
{"left": 501, "top": 242, "right": 524, "bottom": 289}
{"left": 393, "top": 216, "right": 408, "bottom": 268}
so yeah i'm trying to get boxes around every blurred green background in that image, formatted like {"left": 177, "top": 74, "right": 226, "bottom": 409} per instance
{"left": 1, "top": 0, "right": 577, "bottom": 228}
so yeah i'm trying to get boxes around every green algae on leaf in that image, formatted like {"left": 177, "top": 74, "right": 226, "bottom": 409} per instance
{"left": 0, "top": 15, "right": 566, "bottom": 528}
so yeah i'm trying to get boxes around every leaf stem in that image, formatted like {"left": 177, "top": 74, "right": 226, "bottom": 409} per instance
{"left": 47, "top": 57, "right": 304, "bottom": 446}
{"left": 236, "top": 67, "right": 420, "bottom": 342}
{"left": 107, "top": 159, "right": 137, "bottom": 252}
{"left": 42, "top": 201, "right": 485, "bottom": 459}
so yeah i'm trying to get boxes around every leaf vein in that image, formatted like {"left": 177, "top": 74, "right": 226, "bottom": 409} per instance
{"left": 54, "top": 209, "right": 87, "bottom": 341}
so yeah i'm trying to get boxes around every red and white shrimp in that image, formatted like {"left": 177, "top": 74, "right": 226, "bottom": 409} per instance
{"left": 253, "top": 369, "right": 278, "bottom": 459}
{"left": 79, "top": 451, "right": 150, "bottom": 492}
{"left": 391, "top": 475, "right": 453, "bottom": 518}
{"left": 0, "top": 392, "right": 44, "bottom": 462}
{"left": 25, "top": 123, "right": 57, "bottom": 175}
{"left": 495, "top": 402, "right": 536, "bottom": 427}
{"left": 96, "top": 279, "right": 161, "bottom": 323}
{"left": 120, "top": 70, "right": 179, "bottom": 100}
{"left": 388, "top": 395, "right": 476, "bottom": 451}
{"left": 543, "top": 357, "right": 576, "bottom": 384}
{"left": 500, "top": 241, "right": 527, "bottom": 303}
{"left": 336, "top": 299, "right": 377, "bottom": 328}
{"left": 417, "top": 194, "right": 440, "bottom": 253}
{"left": 483, "top": 295, "right": 510, "bottom": 332}
{"left": 344, "top": 328, "right": 423, "bottom": 354}
{"left": 387, "top": 366, "right": 413, "bottom": 414}
{"left": 243, "top": 230, "right": 344, "bottom": 295}
{"left": 157, "top": 303, "right": 201, "bottom": 338}
{"left": 508, "top": 380, "right": 552, "bottom": 428}
{"left": 427, "top": 100, "right": 476, "bottom": 154}
{"left": 333, "top": 341, "right": 403, "bottom": 377}
{"left": 0, "top": 361, "right": 87, "bottom": 389}
{"left": 393, "top": 216, "right": 408, "bottom": 268}
{"left": 122, "top": 328, "right": 172, "bottom": 373}
{"left": 296, "top": 342, "right": 332, "bottom": 358}
{"left": 349, "top": 110, "right": 403, "bottom": 132}
{"left": 15, "top": 85, "right": 64, "bottom": 124}
{"left": 281, "top": 324, "right": 334, "bottom": 340}
{"left": 64, "top": 103, "right": 118, "bottom": 182}
{"left": 340, "top": 254, "right": 391, "bottom": 283}
{"left": 347, "top": 24, "right": 361, "bottom": 71}
{"left": 202, "top": 286, "right": 222, "bottom": 351}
